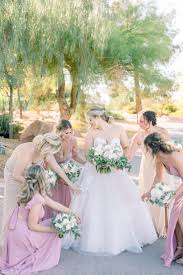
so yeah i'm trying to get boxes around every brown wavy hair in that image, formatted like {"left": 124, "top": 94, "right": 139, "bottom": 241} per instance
{"left": 144, "top": 132, "right": 174, "bottom": 156}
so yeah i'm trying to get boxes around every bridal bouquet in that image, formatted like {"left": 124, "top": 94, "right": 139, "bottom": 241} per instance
{"left": 150, "top": 182, "right": 176, "bottom": 207}
{"left": 87, "top": 143, "right": 131, "bottom": 174}
{"left": 60, "top": 160, "right": 81, "bottom": 183}
{"left": 52, "top": 213, "right": 80, "bottom": 239}
{"left": 45, "top": 169, "right": 57, "bottom": 190}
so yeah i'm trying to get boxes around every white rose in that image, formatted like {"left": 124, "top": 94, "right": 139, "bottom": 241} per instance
{"left": 56, "top": 214, "right": 62, "bottom": 220}
{"left": 103, "top": 151, "right": 110, "bottom": 158}
{"left": 161, "top": 184, "right": 172, "bottom": 193}
{"left": 104, "top": 145, "right": 111, "bottom": 150}
{"left": 66, "top": 224, "right": 72, "bottom": 230}
{"left": 151, "top": 188, "right": 162, "bottom": 200}
{"left": 56, "top": 223, "right": 63, "bottom": 229}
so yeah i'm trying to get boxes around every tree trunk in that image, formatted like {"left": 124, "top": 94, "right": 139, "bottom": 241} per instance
{"left": 9, "top": 84, "right": 14, "bottom": 139}
{"left": 17, "top": 89, "right": 23, "bottom": 119}
{"left": 70, "top": 70, "right": 80, "bottom": 115}
{"left": 78, "top": 90, "right": 87, "bottom": 121}
{"left": 56, "top": 69, "right": 71, "bottom": 119}
{"left": 134, "top": 71, "right": 142, "bottom": 113}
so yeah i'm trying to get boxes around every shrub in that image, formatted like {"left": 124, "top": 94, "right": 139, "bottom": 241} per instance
{"left": 0, "top": 114, "right": 24, "bottom": 138}
{"left": 162, "top": 103, "right": 177, "bottom": 115}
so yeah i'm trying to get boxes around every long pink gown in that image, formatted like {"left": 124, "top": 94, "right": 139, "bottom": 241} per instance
{"left": 161, "top": 166, "right": 183, "bottom": 267}
{"left": 0, "top": 193, "right": 61, "bottom": 275}
{"left": 45, "top": 137, "right": 78, "bottom": 219}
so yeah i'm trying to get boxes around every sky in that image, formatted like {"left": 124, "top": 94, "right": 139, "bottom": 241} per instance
{"left": 155, "top": 0, "right": 183, "bottom": 74}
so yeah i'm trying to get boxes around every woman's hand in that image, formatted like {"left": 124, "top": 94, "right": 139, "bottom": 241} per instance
{"left": 72, "top": 212, "right": 81, "bottom": 224}
{"left": 141, "top": 192, "right": 151, "bottom": 202}
{"left": 70, "top": 184, "right": 81, "bottom": 194}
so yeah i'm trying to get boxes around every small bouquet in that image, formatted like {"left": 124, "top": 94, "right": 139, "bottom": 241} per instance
{"left": 150, "top": 182, "right": 176, "bottom": 207}
{"left": 45, "top": 169, "right": 57, "bottom": 191}
{"left": 60, "top": 159, "right": 81, "bottom": 183}
{"left": 87, "top": 143, "right": 131, "bottom": 174}
{"left": 52, "top": 213, "right": 80, "bottom": 239}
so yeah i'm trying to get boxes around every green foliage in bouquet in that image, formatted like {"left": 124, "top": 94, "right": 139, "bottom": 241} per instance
{"left": 87, "top": 148, "right": 131, "bottom": 174}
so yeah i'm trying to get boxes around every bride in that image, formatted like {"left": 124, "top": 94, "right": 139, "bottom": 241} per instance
{"left": 64, "top": 107, "right": 157, "bottom": 255}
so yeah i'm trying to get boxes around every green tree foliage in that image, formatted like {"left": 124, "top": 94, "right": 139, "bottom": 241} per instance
{"left": 104, "top": 0, "right": 177, "bottom": 112}
{"left": 0, "top": 0, "right": 178, "bottom": 123}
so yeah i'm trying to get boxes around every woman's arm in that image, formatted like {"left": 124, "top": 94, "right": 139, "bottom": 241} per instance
{"left": 72, "top": 138, "right": 86, "bottom": 164}
{"left": 142, "top": 158, "right": 165, "bottom": 200}
{"left": 127, "top": 133, "right": 140, "bottom": 161}
{"left": 44, "top": 195, "right": 72, "bottom": 213}
{"left": 46, "top": 154, "right": 80, "bottom": 193}
{"left": 12, "top": 152, "right": 30, "bottom": 184}
{"left": 84, "top": 131, "right": 94, "bottom": 155}
{"left": 119, "top": 127, "right": 129, "bottom": 156}
{"left": 28, "top": 204, "right": 55, "bottom": 233}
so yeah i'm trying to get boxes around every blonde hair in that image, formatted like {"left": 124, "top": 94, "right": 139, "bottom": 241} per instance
{"left": 33, "top": 133, "right": 61, "bottom": 156}
{"left": 87, "top": 107, "right": 113, "bottom": 123}
{"left": 17, "top": 165, "right": 48, "bottom": 206}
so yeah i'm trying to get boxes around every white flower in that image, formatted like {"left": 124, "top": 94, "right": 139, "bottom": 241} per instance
{"left": 66, "top": 224, "right": 72, "bottom": 230}
{"left": 55, "top": 223, "right": 63, "bottom": 229}
{"left": 151, "top": 188, "right": 162, "bottom": 200}
{"left": 161, "top": 184, "right": 172, "bottom": 193}
{"left": 103, "top": 151, "right": 111, "bottom": 158}
{"left": 104, "top": 145, "right": 111, "bottom": 150}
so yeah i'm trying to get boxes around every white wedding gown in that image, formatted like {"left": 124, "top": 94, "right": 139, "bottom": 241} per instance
{"left": 63, "top": 138, "right": 157, "bottom": 255}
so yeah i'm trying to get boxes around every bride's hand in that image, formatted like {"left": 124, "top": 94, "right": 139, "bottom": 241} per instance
{"left": 141, "top": 192, "right": 151, "bottom": 202}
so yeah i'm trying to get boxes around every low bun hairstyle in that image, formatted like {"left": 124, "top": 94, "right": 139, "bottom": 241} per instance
{"left": 87, "top": 107, "right": 113, "bottom": 123}
{"left": 143, "top": 111, "right": 157, "bottom": 126}
{"left": 144, "top": 132, "right": 174, "bottom": 156}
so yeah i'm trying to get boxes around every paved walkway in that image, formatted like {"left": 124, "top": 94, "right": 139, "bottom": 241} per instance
{"left": 39, "top": 240, "right": 183, "bottom": 275}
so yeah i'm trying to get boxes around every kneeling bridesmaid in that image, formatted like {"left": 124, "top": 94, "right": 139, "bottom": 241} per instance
{"left": 0, "top": 165, "right": 76, "bottom": 275}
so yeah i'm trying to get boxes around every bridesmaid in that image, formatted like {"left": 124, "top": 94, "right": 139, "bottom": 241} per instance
{"left": 1, "top": 133, "right": 79, "bottom": 239}
{"left": 142, "top": 132, "right": 183, "bottom": 267}
{"left": 52, "top": 120, "right": 86, "bottom": 208}
{"left": 127, "top": 111, "right": 171, "bottom": 237}
{"left": 0, "top": 164, "right": 78, "bottom": 274}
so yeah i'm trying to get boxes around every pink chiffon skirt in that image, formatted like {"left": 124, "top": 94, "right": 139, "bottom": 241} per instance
{"left": 161, "top": 192, "right": 183, "bottom": 267}
{"left": 44, "top": 179, "right": 71, "bottom": 219}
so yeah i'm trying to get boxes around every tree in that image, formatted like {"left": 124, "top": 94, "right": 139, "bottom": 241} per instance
{"left": 0, "top": 1, "right": 25, "bottom": 137}
{"left": 19, "top": 0, "right": 111, "bottom": 118}
{"left": 104, "top": 0, "right": 176, "bottom": 112}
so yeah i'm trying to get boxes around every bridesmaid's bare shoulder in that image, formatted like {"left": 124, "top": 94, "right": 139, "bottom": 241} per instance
{"left": 15, "top": 142, "right": 34, "bottom": 155}
{"left": 131, "top": 130, "right": 144, "bottom": 145}
{"left": 154, "top": 126, "right": 169, "bottom": 140}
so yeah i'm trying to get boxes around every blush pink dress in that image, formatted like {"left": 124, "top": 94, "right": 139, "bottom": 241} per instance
{"left": 0, "top": 193, "right": 61, "bottom": 275}
{"left": 161, "top": 165, "right": 183, "bottom": 267}
{"left": 45, "top": 137, "right": 78, "bottom": 219}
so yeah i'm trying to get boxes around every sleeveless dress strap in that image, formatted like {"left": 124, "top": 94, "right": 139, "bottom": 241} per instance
{"left": 25, "top": 194, "right": 45, "bottom": 210}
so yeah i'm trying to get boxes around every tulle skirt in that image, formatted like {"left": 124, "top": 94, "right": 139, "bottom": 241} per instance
{"left": 63, "top": 163, "right": 157, "bottom": 255}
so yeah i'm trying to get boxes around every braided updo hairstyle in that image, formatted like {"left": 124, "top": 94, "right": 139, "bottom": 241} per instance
{"left": 17, "top": 165, "right": 48, "bottom": 206}
{"left": 33, "top": 133, "right": 61, "bottom": 156}
{"left": 144, "top": 132, "right": 174, "bottom": 156}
